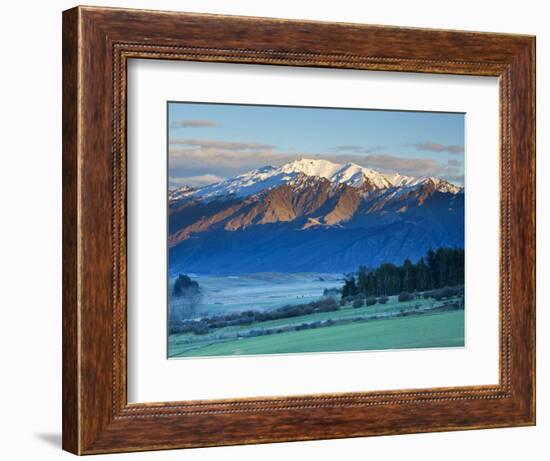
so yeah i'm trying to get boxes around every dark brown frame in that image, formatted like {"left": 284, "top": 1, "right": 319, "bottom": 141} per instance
{"left": 62, "top": 5, "right": 536, "bottom": 455}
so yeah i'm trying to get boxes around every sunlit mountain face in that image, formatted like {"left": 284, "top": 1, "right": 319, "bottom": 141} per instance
{"left": 168, "top": 158, "right": 464, "bottom": 274}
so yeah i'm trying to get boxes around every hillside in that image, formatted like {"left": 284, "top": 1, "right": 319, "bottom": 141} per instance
{"left": 168, "top": 158, "right": 464, "bottom": 274}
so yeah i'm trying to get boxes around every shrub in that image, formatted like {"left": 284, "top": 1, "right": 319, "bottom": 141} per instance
{"left": 440, "top": 286, "right": 457, "bottom": 298}
{"left": 192, "top": 322, "right": 210, "bottom": 335}
{"left": 398, "top": 292, "right": 414, "bottom": 302}
{"left": 423, "top": 286, "right": 464, "bottom": 300}
{"left": 378, "top": 296, "right": 389, "bottom": 304}
{"left": 366, "top": 296, "right": 377, "bottom": 306}
{"left": 352, "top": 299, "right": 364, "bottom": 309}
{"left": 318, "top": 296, "right": 339, "bottom": 312}
{"left": 208, "top": 319, "right": 228, "bottom": 329}
{"left": 168, "top": 320, "right": 184, "bottom": 335}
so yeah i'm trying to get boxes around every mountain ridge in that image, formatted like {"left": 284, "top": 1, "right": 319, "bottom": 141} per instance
{"left": 169, "top": 158, "right": 462, "bottom": 201}
{"left": 168, "top": 158, "right": 464, "bottom": 274}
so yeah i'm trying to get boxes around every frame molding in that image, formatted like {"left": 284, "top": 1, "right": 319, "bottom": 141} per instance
{"left": 62, "top": 6, "right": 535, "bottom": 454}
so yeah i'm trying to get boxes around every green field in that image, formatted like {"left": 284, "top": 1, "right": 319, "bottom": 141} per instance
{"left": 169, "top": 309, "right": 464, "bottom": 358}
{"left": 168, "top": 295, "right": 447, "bottom": 355}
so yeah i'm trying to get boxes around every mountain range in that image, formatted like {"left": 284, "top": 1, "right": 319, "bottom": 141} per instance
{"left": 168, "top": 158, "right": 464, "bottom": 274}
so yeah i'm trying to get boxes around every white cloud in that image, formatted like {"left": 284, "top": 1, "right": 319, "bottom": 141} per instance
{"left": 169, "top": 138, "right": 275, "bottom": 150}
{"left": 168, "top": 138, "right": 464, "bottom": 186}
{"left": 170, "top": 119, "right": 222, "bottom": 128}
{"left": 334, "top": 145, "right": 385, "bottom": 154}
{"left": 169, "top": 174, "right": 224, "bottom": 188}
{"left": 413, "top": 141, "right": 464, "bottom": 154}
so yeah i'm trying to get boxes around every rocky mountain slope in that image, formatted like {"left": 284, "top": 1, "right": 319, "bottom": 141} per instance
{"left": 168, "top": 159, "right": 464, "bottom": 274}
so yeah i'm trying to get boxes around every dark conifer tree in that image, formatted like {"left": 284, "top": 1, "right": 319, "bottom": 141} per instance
{"left": 342, "top": 247, "right": 464, "bottom": 299}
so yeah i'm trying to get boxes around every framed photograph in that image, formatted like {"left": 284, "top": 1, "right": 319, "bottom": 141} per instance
{"left": 62, "top": 6, "right": 535, "bottom": 455}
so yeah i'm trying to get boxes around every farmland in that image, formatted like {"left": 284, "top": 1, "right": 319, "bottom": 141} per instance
{"left": 170, "top": 310, "right": 464, "bottom": 357}
{"left": 168, "top": 277, "right": 464, "bottom": 358}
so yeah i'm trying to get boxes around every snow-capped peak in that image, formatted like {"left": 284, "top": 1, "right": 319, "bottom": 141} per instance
{"left": 168, "top": 185, "right": 194, "bottom": 201}
{"left": 280, "top": 158, "right": 342, "bottom": 178}
{"left": 277, "top": 158, "right": 414, "bottom": 190}
{"left": 175, "top": 158, "right": 460, "bottom": 200}
{"left": 408, "top": 176, "right": 462, "bottom": 194}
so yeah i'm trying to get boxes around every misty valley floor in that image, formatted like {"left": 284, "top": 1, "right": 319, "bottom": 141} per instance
{"left": 168, "top": 294, "right": 465, "bottom": 358}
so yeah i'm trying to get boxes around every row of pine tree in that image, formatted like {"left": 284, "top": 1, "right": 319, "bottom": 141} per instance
{"left": 341, "top": 247, "right": 464, "bottom": 299}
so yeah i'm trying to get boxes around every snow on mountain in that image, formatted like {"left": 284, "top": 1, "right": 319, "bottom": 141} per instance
{"left": 410, "top": 177, "right": 462, "bottom": 194}
{"left": 189, "top": 165, "right": 292, "bottom": 199}
{"left": 168, "top": 185, "right": 195, "bottom": 201}
{"left": 273, "top": 158, "right": 415, "bottom": 189}
{"left": 281, "top": 158, "right": 341, "bottom": 178}
{"left": 173, "top": 158, "right": 460, "bottom": 200}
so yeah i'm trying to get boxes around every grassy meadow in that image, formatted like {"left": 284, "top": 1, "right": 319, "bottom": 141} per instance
{"left": 168, "top": 290, "right": 464, "bottom": 358}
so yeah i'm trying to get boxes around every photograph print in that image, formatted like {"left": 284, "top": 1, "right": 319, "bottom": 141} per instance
{"left": 167, "top": 102, "right": 465, "bottom": 358}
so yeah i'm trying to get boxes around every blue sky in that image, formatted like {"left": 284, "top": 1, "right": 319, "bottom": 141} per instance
{"left": 168, "top": 102, "right": 464, "bottom": 188}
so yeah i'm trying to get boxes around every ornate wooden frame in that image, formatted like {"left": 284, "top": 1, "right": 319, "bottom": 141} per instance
{"left": 62, "top": 5, "right": 536, "bottom": 455}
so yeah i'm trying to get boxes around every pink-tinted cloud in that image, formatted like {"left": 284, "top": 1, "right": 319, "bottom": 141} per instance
{"left": 170, "top": 119, "right": 222, "bottom": 128}
{"left": 413, "top": 142, "right": 464, "bottom": 154}
{"left": 334, "top": 145, "right": 384, "bottom": 154}
{"left": 170, "top": 138, "right": 276, "bottom": 150}
{"left": 169, "top": 143, "right": 463, "bottom": 185}
{"left": 169, "top": 174, "right": 224, "bottom": 188}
